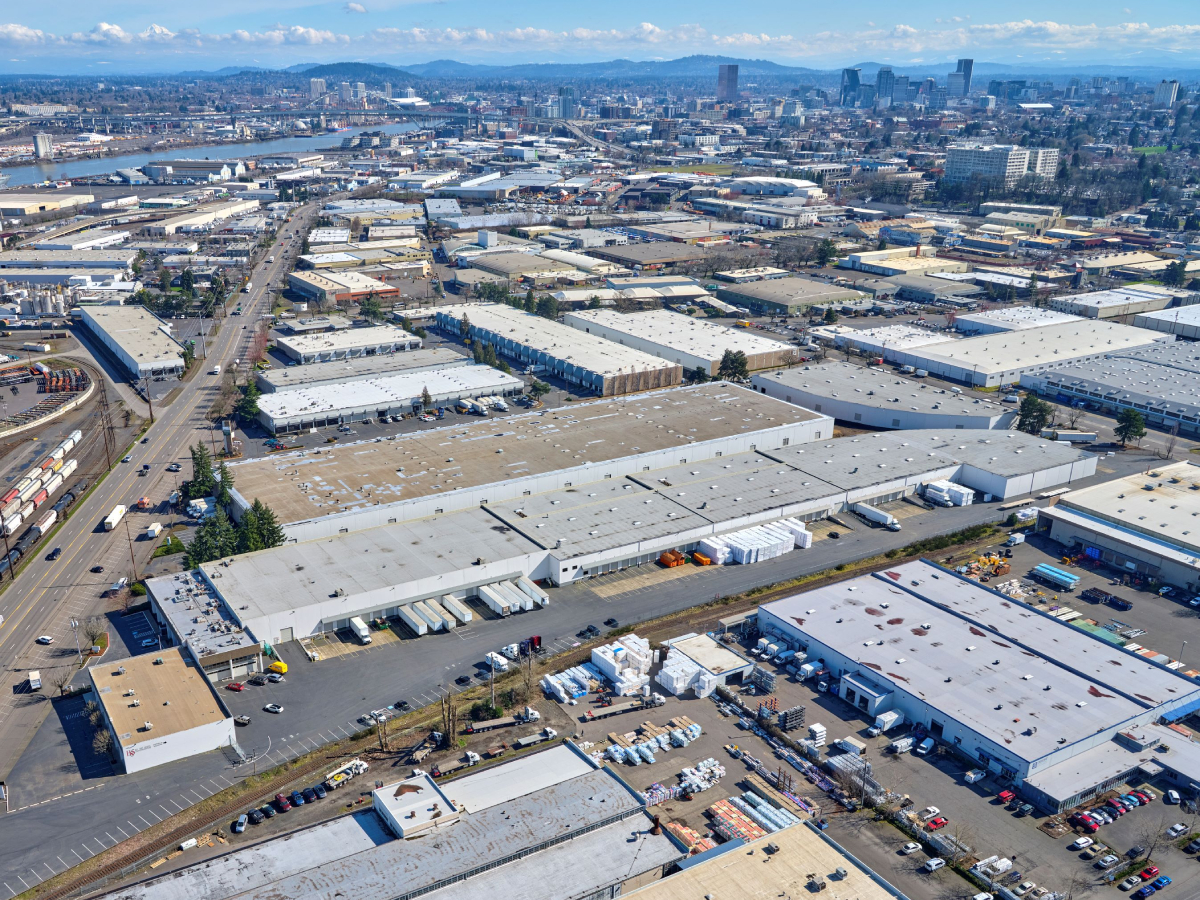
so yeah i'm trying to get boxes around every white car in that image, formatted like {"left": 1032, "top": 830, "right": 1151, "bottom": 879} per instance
{"left": 922, "top": 858, "right": 945, "bottom": 872}
{"left": 35, "top": 635, "right": 54, "bottom": 645}
{"left": 263, "top": 703, "right": 284, "bottom": 714}
{"left": 1166, "top": 790, "right": 1181, "bottom": 804}
{"left": 1014, "top": 882, "right": 1036, "bottom": 897}
{"left": 919, "top": 806, "right": 940, "bottom": 820}
{"left": 1167, "top": 822, "right": 1188, "bottom": 838}
{"left": 1070, "top": 836, "right": 1094, "bottom": 850}
{"left": 901, "top": 842, "right": 922, "bottom": 855}
{"left": 359, "top": 713, "right": 377, "bottom": 725}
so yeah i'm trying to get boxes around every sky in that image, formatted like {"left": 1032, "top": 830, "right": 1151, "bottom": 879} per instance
{"left": 2, "top": 1, "right": 1200, "bottom": 73}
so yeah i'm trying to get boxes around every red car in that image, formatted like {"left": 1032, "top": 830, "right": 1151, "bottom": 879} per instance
{"left": 998, "top": 790, "right": 1016, "bottom": 804}
{"left": 926, "top": 817, "right": 949, "bottom": 831}
{"left": 226, "top": 682, "right": 245, "bottom": 692}
{"left": 1141, "top": 867, "right": 1160, "bottom": 881}
{"left": 274, "top": 793, "right": 291, "bottom": 811}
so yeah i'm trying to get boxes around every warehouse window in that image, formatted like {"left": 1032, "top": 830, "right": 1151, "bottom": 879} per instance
{"left": 892, "top": 419, "right": 900, "bottom": 427}
{"left": 854, "top": 413, "right": 862, "bottom": 422}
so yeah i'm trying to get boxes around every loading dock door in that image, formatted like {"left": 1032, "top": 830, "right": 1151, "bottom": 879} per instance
{"left": 279, "top": 627, "right": 294, "bottom": 643}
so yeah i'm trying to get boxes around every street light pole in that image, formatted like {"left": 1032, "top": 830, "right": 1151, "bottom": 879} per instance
{"left": 70, "top": 618, "right": 81, "bottom": 663}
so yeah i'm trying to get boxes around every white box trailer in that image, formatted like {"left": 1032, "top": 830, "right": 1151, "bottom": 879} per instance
{"left": 146, "top": 522, "right": 163, "bottom": 539}
{"left": 411, "top": 600, "right": 444, "bottom": 632}
{"left": 423, "top": 597, "right": 457, "bottom": 630}
{"left": 397, "top": 605, "right": 428, "bottom": 636}
{"left": 496, "top": 581, "right": 532, "bottom": 612}
{"left": 441, "top": 594, "right": 473, "bottom": 623}
{"left": 477, "top": 584, "right": 511, "bottom": 617}
{"left": 104, "top": 505, "right": 127, "bottom": 531}
{"left": 516, "top": 575, "right": 550, "bottom": 607}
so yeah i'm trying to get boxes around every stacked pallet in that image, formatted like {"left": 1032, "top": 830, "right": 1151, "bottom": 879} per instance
{"left": 668, "top": 715, "right": 699, "bottom": 731}
{"left": 664, "top": 822, "right": 718, "bottom": 854}
{"left": 707, "top": 798, "right": 767, "bottom": 842}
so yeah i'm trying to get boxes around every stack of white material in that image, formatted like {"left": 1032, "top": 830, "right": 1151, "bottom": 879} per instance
{"left": 724, "top": 524, "right": 793, "bottom": 565}
{"left": 695, "top": 671, "right": 721, "bottom": 698}
{"left": 655, "top": 647, "right": 701, "bottom": 695}
{"left": 776, "top": 517, "right": 813, "bottom": 549}
{"left": 698, "top": 536, "right": 732, "bottom": 564}
{"left": 809, "top": 723, "right": 827, "bottom": 747}
{"left": 591, "top": 633, "right": 653, "bottom": 696}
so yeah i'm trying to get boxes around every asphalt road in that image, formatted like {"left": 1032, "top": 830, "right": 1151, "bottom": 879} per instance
{"left": 0, "top": 200, "right": 326, "bottom": 787}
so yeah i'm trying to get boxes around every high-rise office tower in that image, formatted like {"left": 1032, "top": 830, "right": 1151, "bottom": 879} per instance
{"left": 1154, "top": 80, "right": 1180, "bottom": 107}
{"left": 717, "top": 64, "right": 739, "bottom": 102}
{"left": 892, "top": 76, "right": 910, "bottom": 103}
{"left": 354, "top": 82, "right": 366, "bottom": 99}
{"left": 557, "top": 86, "right": 577, "bottom": 118}
{"left": 956, "top": 58, "right": 974, "bottom": 94}
{"left": 840, "top": 68, "right": 861, "bottom": 106}
{"left": 33, "top": 133, "right": 53, "bottom": 159}
{"left": 947, "top": 72, "right": 966, "bottom": 98}
{"left": 876, "top": 66, "right": 895, "bottom": 103}
{"left": 339, "top": 82, "right": 352, "bottom": 102}
{"left": 309, "top": 78, "right": 326, "bottom": 99}
{"left": 383, "top": 82, "right": 393, "bottom": 99}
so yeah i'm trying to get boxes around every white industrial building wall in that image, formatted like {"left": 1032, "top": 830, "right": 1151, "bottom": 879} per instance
{"left": 251, "top": 416, "right": 833, "bottom": 541}
{"left": 563, "top": 316, "right": 714, "bottom": 374}
{"left": 227, "top": 551, "right": 553, "bottom": 644}
{"left": 957, "top": 456, "right": 1096, "bottom": 500}
{"left": 120, "top": 716, "right": 236, "bottom": 774}
{"left": 753, "top": 381, "right": 1008, "bottom": 431}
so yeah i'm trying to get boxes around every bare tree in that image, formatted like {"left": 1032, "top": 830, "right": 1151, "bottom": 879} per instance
{"left": 1065, "top": 406, "right": 1085, "bottom": 429}
{"left": 82, "top": 616, "right": 106, "bottom": 649}
{"left": 520, "top": 651, "right": 541, "bottom": 705}
{"left": 50, "top": 667, "right": 75, "bottom": 696}
{"left": 1163, "top": 424, "right": 1180, "bottom": 461}
{"left": 376, "top": 712, "right": 392, "bottom": 752}
{"left": 439, "top": 693, "right": 458, "bottom": 748}
{"left": 92, "top": 728, "right": 114, "bottom": 759}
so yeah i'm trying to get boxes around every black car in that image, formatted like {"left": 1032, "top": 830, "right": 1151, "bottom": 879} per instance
{"left": 259, "top": 804, "right": 276, "bottom": 819}
{"left": 396, "top": 700, "right": 410, "bottom": 710}
{"left": 47, "top": 547, "right": 62, "bottom": 561}
{"left": 455, "top": 675, "right": 471, "bottom": 686}
{"left": 247, "top": 808, "right": 265, "bottom": 825}
{"left": 604, "top": 618, "right": 619, "bottom": 628}
{"left": 585, "top": 624, "right": 601, "bottom": 636}
{"left": 1184, "top": 839, "right": 1200, "bottom": 854}
{"left": 828, "top": 531, "right": 840, "bottom": 539}
{"left": 90, "top": 565, "right": 104, "bottom": 573}
{"left": 313, "top": 783, "right": 327, "bottom": 799}
{"left": 302, "top": 787, "right": 317, "bottom": 803}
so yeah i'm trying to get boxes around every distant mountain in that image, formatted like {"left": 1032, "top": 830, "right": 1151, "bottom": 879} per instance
{"left": 399, "top": 54, "right": 826, "bottom": 81}
{"left": 293, "top": 61, "right": 417, "bottom": 82}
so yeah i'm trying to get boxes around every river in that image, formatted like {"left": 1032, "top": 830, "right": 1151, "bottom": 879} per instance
{"left": 1, "top": 122, "right": 419, "bottom": 189}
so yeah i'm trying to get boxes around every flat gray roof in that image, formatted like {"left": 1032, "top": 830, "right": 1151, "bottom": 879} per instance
{"left": 144, "top": 571, "right": 258, "bottom": 658}
{"left": 759, "top": 560, "right": 1200, "bottom": 763}
{"left": 717, "top": 276, "right": 865, "bottom": 307}
{"left": 200, "top": 507, "right": 543, "bottom": 623}
{"left": 757, "top": 363, "right": 1010, "bottom": 418}
{"left": 563, "top": 308, "right": 791, "bottom": 363}
{"left": 1025, "top": 340, "right": 1200, "bottom": 422}
{"left": 257, "top": 348, "right": 469, "bottom": 391}
{"left": 79, "top": 306, "right": 186, "bottom": 369}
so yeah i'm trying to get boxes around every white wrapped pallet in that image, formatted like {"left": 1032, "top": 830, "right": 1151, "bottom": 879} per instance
{"left": 698, "top": 537, "right": 730, "bottom": 564}
{"left": 516, "top": 575, "right": 550, "bottom": 607}
{"left": 412, "top": 600, "right": 445, "bottom": 632}
{"left": 796, "top": 529, "right": 813, "bottom": 549}
{"left": 441, "top": 595, "right": 473, "bottom": 623}
{"left": 397, "top": 605, "right": 428, "bottom": 636}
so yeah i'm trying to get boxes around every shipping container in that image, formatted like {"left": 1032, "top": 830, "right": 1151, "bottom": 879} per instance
{"left": 397, "top": 605, "right": 428, "bottom": 636}
{"left": 3, "top": 512, "right": 24, "bottom": 536}
{"left": 60, "top": 459, "right": 79, "bottom": 480}
{"left": 1, "top": 488, "right": 19, "bottom": 505}
{"left": 42, "top": 473, "right": 63, "bottom": 497}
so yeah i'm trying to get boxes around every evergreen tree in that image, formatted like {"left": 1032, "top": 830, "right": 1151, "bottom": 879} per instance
{"left": 236, "top": 508, "right": 264, "bottom": 554}
{"left": 1016, "top": 395, "right": 1054, "bottom": 435}
{"left": 180, "top": 268, "right": 195, "bottom": 296}
{"left": 524, "top": 294, "right": 537, "bottom": 313}
{"left": 215, "top": 461, "right": 234, "bottom": 507}
{"left": 823, "top": 308, "right": 839, "bottom": 325}
{"left": 536, "top": 296, "right": 559, "bottom": 320}
{"left": 421, "top": 386, "right": 433, "bottom": 409}
{"left": 189, "top": 443, "right": 216, "bottom": 500}
{"left": 717, "top": 349, "right": 749, "bottom": 381}
{"left": 252, "top": 499, "right": 287, "bottom": 548}
{"left": 483, "top": 343, "right": 498, "bottom": 367}
{"left": 210, "top": 507, "right": 238, "bottom": 558}
{"left": 235, "top": 379, "right": 261, "bottom": 423}
{"left": 1114, "top": 408, "right": 1147, "bottom": 447}
{"left": 472, "top": 341, "right": 485, "bottom": 364}
{"left": 689, "top": 366, "right": 710, "bottom": 383}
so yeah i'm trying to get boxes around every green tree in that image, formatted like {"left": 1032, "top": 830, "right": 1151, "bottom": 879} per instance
{"left": 876, "top": 238, "right": 887, "bottom": 251}
{"left": 587, "top": 295, "right": 603, "bottom": 309}
{"left": 184, "top": 507, "right": 238, "bottom": 566}
{"left": 251, "top": 499, "right": 287, "bottom": 548}
{"left": 816, "top": 239, "right": 838, "bottom": 267}
{"left": 717, "top": 349, "right": 749, "bottom": 381}
{"left": 524, "top": 294, "right": 536, "bottom": 313}
{"left": 1114, "top": 408, "right": 1147, "bottom": 447}
{"left": 823, "top": 307, "right": 840, "bottom": 325}
{"left": 359, "top": 293, "right": 383, "bottom": 319}
{"left": 188, "top": 443, "right": 216, "bottom": 500}
{"left": 180, "top": 268, "right": 195, "bottom": 296}
{"left": 1164, "top": 259, "right": 1187, "bottom": 287}
{"left": 1016, "top": 395, "right": 1054, "bottom": 435}
{"left": 529, "top": 380, "right": 551, "bottom": 399}
{"left": 158, "top": 267, "right": 171, "bottom": 290}
{"left": 236, "top": 507, "right": 264, "bottom": 554}
{"left": 215, "top": 461, "right": 234, "bottom": 508}
{"left": 182, "top": 343, "right": 195, "bottom": 370}
{"left": 421, "top": 386, "right": 433, "bottom": 409}
{"left": 689, "top": 365, "right": 710, "bottom": 383}
{"left": 235, "top": 379, "right": 260, "bottom": 423}
{"left": 536, "top": 295, "right": 559, "bottom": 319}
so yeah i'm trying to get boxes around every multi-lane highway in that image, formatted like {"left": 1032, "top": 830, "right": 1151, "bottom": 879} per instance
{"left": 0, "top": 200, "right": 324, "bottom": 782}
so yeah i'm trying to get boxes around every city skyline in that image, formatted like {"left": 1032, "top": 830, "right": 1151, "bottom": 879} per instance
{"left": 2, "top": 3, "right": 1200, "bottom": 72}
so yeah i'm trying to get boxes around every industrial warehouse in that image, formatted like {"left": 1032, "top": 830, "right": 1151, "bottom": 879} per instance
{"left": 563, "top": 308, "right": 797, "bottom": 375}
{"left": 1047, "top": 284, "right": 1194, "bottom": 319}
{"left": 255, "top": 347, "right": 469, "bottom": 393}
{"left": 93, "top": 745, "right": 684, "bottom": 900}
{"left": 274, "top": 324, "right": 423, "bottom": 363}
{"left": 77, "top": 305, "right": 187, "bottom": 380}
{"left": 751, "top": 363, "right": 1016, "bottom": 431}
{"left": 753, "top": 560, "right": 1200, "bottom": 811}
{"left": 1020, "top": 340, "right": 1200, "bottom": 437}
{"left": 434, "top": 303, "right": 682, "bottom": 396}
{"left": 865, "top": 319, "right": 1172, "bottom": 387}
{"left": 1036, "top": 461, "right": 1200, "bottom": 594}
{"left": 951, "top": 305, "right": 1082, "bottom": 335}
{"left": 255, "top": 364, "right": 524, "bottom": 432}
{"left": 713, "top": 275, "right": 866, "bottom": 316}
{"left": 188, "top": 385, "right": 1095, "bottom": 648}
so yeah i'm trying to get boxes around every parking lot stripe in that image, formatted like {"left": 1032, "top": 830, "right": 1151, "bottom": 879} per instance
{"left": 15, "top": 877, "right": 27, "bottom": 890}
{"left": 57, "top": 857, "right": 68, "bottom": 870}
{"left": 71, "top": 850, "right": 83, "bottom": 863}
{"left": 106, "top": 832, "right": 118, "bottom": 845}
{"left": 4, "top": 881, "right": 15, "bottom": 898}
{"left": 158, "top": 805, "right": 172, "bottom": 817}
{"left": 42, "top": 862, "right": 55, "bottom": 877}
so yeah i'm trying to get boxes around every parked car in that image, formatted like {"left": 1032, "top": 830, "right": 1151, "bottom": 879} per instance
{"left": 1014, "top": 882, "right": 1036, "bottom": 896}
{"left": 226, "top": 682, "right": 245, "bottom": 692}
{"left": 604, "top": 618, "right": 619, "bottom": 628}
{"left": 1082, "top": 843, "right": 1107, "bottom": 859}
{"left": 923, "top": 858, "right": 945, "bottom": 872}
{"left": 1070, "top": 837, "right": 1094, "bottom": 850}
{"left": 233, "top": 814, "right": 247, "bottom": 834}
{"left": 167, "top": 463, "right": 182, "bottom": 472}
{"left": 274, "top": 793, "right": 291, "bottom": 812}
{"left": 259, "top": 804, "right": 276, "bottom": 819}
{"left": 1167, "top": 823, "right": 1188, "bottom": 838}
{"left": 267, "top": 672, "right": 284, "bottom": 683}
{"left": 313, "top": 783, "right": 327, "bottom": 799}
{"left": 302, "top": 787, "right": 317, "bottom": 803}
{"left": 1184, "top": 838, "right": 1200, "bottom": 854}
{"left": 264, "top": 703, "right": 283, "bottom": 714}
{"left": 1016, "top": 804, "right": 1035, "bottom": 817}
{"left": 1167, "top": 790, "right": 1181, "bottom": 804}
{"left": 1121, "top": 876, "right": 1144, "bottom": 891}
{"left": 1141, "top": 866, "right": 1160, "bottom": 880}
{"left": 1133, "top": 887, "right": 1157, "bottom": 900}
{"left": 234, "top": 715, "right": 251, "bottom": 726}
{"left": 1097, "top": 855, "right": 1121, "bottom": 869}
{"left": 90, "top": 565, "right": 104, "bottom": 573}
{"left": 247, "top": 808, "right": 264, "bottom": 825}
{"left": 926, "top": 817, "right": 949, "bottom": 831}
{"left": 998, "top": 790, "right": 1016, "bottom": 804}
{"left": 455, "top": 675, "right": 471, "bottom": 686}
{"left": 1152, "top": 877, "right": 1172, "bottom": 890}
{"left": 900, "top": 842, "right": 922, "bottom": 855}
{"left": 919, "top": 806, "right": 940, "bottom": 820}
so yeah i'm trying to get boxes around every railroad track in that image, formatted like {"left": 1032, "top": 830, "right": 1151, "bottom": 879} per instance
{"left": 38, "top": 743, "right": 365, "bottom": 900}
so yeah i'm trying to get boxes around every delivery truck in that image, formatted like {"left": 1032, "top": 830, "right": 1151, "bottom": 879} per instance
{"left": 513, "top": 727, "right": 557, "bottom": 750}
{"left": 852, "top": 502, "right": 902, "bottom": 531}
{"left": 867, "top": 710, "right": 905, "bottom": 737}
{"left": 464, "top": 706, "right": 539, "bottom": 734}
{"left": 349, "top": 616, "right": 372, "bottom": 644}
{"left": 103, "top": 505, "right": 126, "bottom": 531}
{"left": 28, "top": 670, "right": 41, "bottom": 691}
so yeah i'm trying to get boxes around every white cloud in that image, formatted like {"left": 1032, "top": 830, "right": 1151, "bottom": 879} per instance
{"left": 0, "top": 17, "right": 1199, "bottom": 63}
{"left": 344, "top": 2, "right": 367, "bottom": 12}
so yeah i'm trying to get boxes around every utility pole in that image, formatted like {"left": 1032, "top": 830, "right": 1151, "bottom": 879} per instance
{"left": 70, "top": 618, "right": 82, "bottom": 663}
{"left": 142, "top": 376, "right": 155, "bottom": 425}
{"left": 96, "top": 387, "right": 115, "bottom": 471}
{"left": 122, "top": 512, "right": 138, "bottom": 582}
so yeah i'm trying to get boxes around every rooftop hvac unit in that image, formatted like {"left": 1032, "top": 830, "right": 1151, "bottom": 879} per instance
{"left": 143, "top": 721, "right": 153, "bottom": 731}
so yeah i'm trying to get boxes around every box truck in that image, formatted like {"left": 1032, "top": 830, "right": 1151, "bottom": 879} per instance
{"left": 852, "top": 502, "right": 902, "bottom": 531}
{"left": 867, "top": 710, "right": 905, "bottom": 737}
{"left": 349, "top": 616, "right": 372, "bottom": 644}
{"left": 28, "top": 670, "right": 41, "bottom": 691}
{"left": 104, "top": 505, "right": 126, "bottom": 531}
